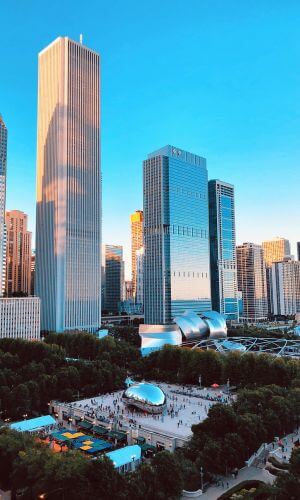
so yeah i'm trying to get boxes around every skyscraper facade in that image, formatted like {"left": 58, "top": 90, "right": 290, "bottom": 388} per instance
{"left": 136, "top": 246, "right": 144, "bottom": 308}
{"left": 5, "top": 210, "right": 32, "bottom": 296}
{"left": 130, "top": 210, "right": 143, "bottom": 298}
{"left": 262, "top": 237, "right": 291, "bottom": 268}
{"left": 0, "top": 115, "right": 7, "bottom": 297}
{"left": 270, "top": 259, "right": 300, "bottom": 316}
{"left": 297, "top": 242, "right": 300, "bottom": 261}
{"left": 143, "top": 145, "right": 211, "bottom": 325}
{"left": 236, "top": 242, "right": 268, "bottom": 322}
{"left": 102, "top": 244, "right": 124, "bottom": 313}
{"left": 36, "top": 37, "right": 101, "bottom": 332}
{"left": 208, "top": 180, "right": 238, "bottom": 321}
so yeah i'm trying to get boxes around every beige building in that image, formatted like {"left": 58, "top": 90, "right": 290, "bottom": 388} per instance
{"left": 270, "top": 260, "right": 300, "bottom": 316}
{"left": 236, "top": 243, "right": 268, "bottom": 322}
{"left": 5, "top": 210, "right": 32, "bottom": 296}
{"left": 35, "top": 37, "right": 101, "bottom": 332}
{"left": 262, "top": 237, "right": 291, "bottom": 268}
{"left": 0, "top": 297, "right": 40, "bottom": 340}
{"left": 130, "top": 210, "right": 143, "bottom": 298}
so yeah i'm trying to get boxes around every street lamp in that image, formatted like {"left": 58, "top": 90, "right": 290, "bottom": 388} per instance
{"left": 200, "top": 466, "right": 204, "bottom": 492}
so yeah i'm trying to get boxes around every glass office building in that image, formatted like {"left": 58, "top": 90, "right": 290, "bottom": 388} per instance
{"left": 0, "top": 115, "right": 7, "bottom": 297}
{"left": 102, "top": 244, "right": 124, "bottom": 314}
{"left": 143, "top": 145, "right": 211, "bottom": 325}
{"left": 209, "top": 180, "right": 239, "bottom": 321}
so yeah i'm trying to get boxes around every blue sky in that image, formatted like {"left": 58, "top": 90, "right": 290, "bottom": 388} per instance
{"left": 1, "top": 0, "right": 299, "bottom": 277}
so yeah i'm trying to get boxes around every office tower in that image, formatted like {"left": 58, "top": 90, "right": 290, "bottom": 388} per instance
{"left": 236, "top": 243, "right": 268, "bottom": 322}
{"left": 208, "top": 180, "right": 238, "bottom": 321}
{"left": 297, "top": 242, "right": 300, "bottom": 261}
{"left": 131, "top": 210, "right": 143, "bottom": 298}
{"left": 270, "top": 259, "right": 300, "bottom": 316}
{"left": 102, "top": 245, "right": 123, "bottom": 313}
{"left": 0, "top": 297, "right": 40, "bottom": 340}
{"left": 36, "top": 37, "right": 101, "bottom": 332}
{"left": 31, "top": 251, "right": 35, "bottom": 296}
{"left": 262, "top": 237, "right": 291, "bottom": 267}
{"left": 143, "top": 145, "right": 211, "bottom": 325}
{"left": 136, "top": 246, "right": 144, "bottom": 307}
{"left": 5, "top": 210, "right": 32, "bottom": 296}
{"left": 125, "top": 280, "right": 133, "bottom": 300}
{"left": 0, "top": 115, "right": 7, "bottom": 297}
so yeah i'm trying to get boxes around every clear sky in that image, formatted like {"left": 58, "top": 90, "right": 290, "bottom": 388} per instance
{"left": 1, "top": 0, "right": 299, "bottom": 278}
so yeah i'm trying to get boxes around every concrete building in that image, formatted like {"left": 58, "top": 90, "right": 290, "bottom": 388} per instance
{"left": 5, "top": 210, "right": 32, "bottom": 296}
{"left": 102, "top": 245, "right": 124, "bottom": 313}
{"left": 297, "top": 242, "right": 300, "bottom": 261}
{"left": 208, "top": 180, "right": 239, "bottom": 321}
{"left": 143, "top": 145, "right": 211, "bottom": 325}
{"left": 31, "top": 251, "right": 35, "bottom": 296}
{"left": 236, "top": 243, "right": 268, "bottom": 322}
{"left": 35, "top": 37, "right": 101, "bottom": 332}
{"left": 0, "top": 115, "right": 7, "bottom": 297}
{"left": 131, "top": 210, "right": 143, "bottom": 299}
{"left": 0, "top": 297, "right": 40, "bottom": 340}
{"left": 270, "top": 259, "right": 300, "bottom": 317}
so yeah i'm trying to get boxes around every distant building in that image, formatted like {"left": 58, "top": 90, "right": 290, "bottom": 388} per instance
{"left": 208, "top": 180, "right": 239, "bottom": 321}
{"left": 297, "top": 242, "right": 300, "bottom": 261}
{"left": 31, "top": 251, "right": 35, "bottom": 296}
{"left": 35, "top": 36, "right": 101, "bottom": 332}
{"left": 270, "top": 259, "right": 300, "bottom": 316}
{"left": 136, "top": 246, "right": 144, "bottom": 308}
{"left": 5, "top": 210, "right": 32, "bottom": 296}
{"left": 0, "top": 297, "right": 40, "bottom": 340}
{"left": 236, "top": 243, "right": 268, "bottom": 322}
{"left": 262, "top": 237, "right": 291, "bottom": 268}
{"left": 125, "top": 280, "right": 133, "bottom": 300}
{"left": 131, "top": 210, "right": 143, "bottom": 298}
{"left": 0, "top": 115, "right": 7, "bottom": 297}
{"left": 102, "top": 245, "right": 124, "bottom": 313}
{"left": 143, "top": 145, "right": 211, "bottom": 325}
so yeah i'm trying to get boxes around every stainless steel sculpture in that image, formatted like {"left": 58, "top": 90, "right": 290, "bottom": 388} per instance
{"left": 122, "top": 382, "right": 167, "bottom": 414}
{"left": 139, "top": 310, "right": 227, "bottom": 355}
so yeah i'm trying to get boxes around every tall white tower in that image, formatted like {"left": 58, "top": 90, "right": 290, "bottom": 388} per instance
{"left": 0, "top": 115, "right": 7, "bottom": 297}
{"left": 36, "top": 37, "right": 101, "bottom": 332}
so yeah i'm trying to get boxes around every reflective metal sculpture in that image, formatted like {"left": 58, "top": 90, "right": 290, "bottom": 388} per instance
{"left": 174, "top": 311, "right": 207, "bottom": 340}
{"left": 122, "top": 382, "right": 167, "bottom": 414}
{"left": 139, "top": 324, "right": 182, "bottom": 357}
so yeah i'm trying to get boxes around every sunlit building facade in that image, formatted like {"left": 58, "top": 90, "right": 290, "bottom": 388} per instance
{"left": 35, "top": 37, "right": 101, "bottom": 332}
{"left": 236, "top": 242, "right": 268, "bottom": 322}
{"left": 0, "top": 297, "right": 40, "bottom": 340}
{"left": 130, "top": 210, "right": 143, "bottom": 299}
{"left": 136, "top": 246, "right": 144, "bottom": 308}
{"left": 262, "top": 237, "right": 291, "bottom": 268}
{"left": 5, "top": 210, "right": 32, "bottom": 296}
{"left": 209, "top": 180, "right": 238, "bottom": 321}
{"left": 0, "top": 115, "right": 7, "bottom": 297}
{"left": 143, "top": 145, "right": 211, "bottom": 325}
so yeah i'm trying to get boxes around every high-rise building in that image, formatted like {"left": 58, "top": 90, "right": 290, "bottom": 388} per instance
{"left": 143, "top": 145, "right": 211, "bottom": 325}
{"left": 236, "top": 242, "right": 268, "bottom": 322}
{"left": 0, "top": 297, "right": 40, "bottom": 340}
{"left": 208, "top": 180, "right": 238, "bottom": 321}
{"left": 125, "top": 280, "right": 133, "bottom": 300}
{"left": 35, "top": 37, "right": 101, "bottom": 332}
{"left": 31, "top": 251, "right": 35, "bottom": 296}
{"left": 0, "top": 115, "right": 7, "bottom": 297}
{"left": 297, "top": 242, "right": 300, "bottom": 261}
{"left": 130, "top": 210, "right": 143, "bottom": 298}
{"left": 136, "top": 246, "right": 144, "bottom": 308}
{"left": 102, "top": 245, "right": 124, "bottom": 313}
{"left": 5, "top": 210, "right": 32, "bottom": 296}
{"left": 270, "top": 259, "right": 300, "bottom": 316}
{"left": 262, "top": 237, "right": 291, "bottom": 268}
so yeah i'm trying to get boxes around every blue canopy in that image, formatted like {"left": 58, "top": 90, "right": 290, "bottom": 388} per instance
{"left": 10, "top": 415, "right": 56, "bottom": 432}
{"left": 106, "top": 445, "right": 141, "bottom": 468}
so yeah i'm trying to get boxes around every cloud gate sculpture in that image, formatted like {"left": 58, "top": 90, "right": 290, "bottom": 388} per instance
{"left": 139, "top": 310, "right": 227, "bottom": 356}
{"left": 122, "top": 382, "right": 167, "bottom": 414}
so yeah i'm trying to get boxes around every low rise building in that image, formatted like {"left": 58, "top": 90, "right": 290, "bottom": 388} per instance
{"left": 0, "top": 296, "right": 40, "bottom": 340}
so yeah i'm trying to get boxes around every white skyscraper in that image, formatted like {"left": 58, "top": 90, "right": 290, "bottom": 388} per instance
{"left": 35, "top": 37, "right": 101, "bottom": 332}
{"left": 0, "top": 115, "right": 7, "bottom": 297}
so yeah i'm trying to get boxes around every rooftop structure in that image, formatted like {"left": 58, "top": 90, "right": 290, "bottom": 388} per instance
{"left": 10, "top": 415, "right": 56, "bottom": 433}
{"left": 106, "top": 444, "right": 142, "bottom": 472}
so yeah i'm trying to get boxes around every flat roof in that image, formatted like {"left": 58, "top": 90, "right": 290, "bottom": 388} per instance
{"left": 10, "top": 415, "right": 56, "bottom": 432}
{"left": 106, "top": 445, "right": 141, "bottom": 468}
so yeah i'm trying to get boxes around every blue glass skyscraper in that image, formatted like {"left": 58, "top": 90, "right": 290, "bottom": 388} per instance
{"left": 208, "top": 179, "right": 239, "bottom": 321}
{"left": 143, "top": 145, "right": 211, "bottom": 325}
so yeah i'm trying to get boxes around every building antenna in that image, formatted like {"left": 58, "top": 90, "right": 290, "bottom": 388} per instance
{"left": 79, "top": 34, "right": 83, "bottom": 45}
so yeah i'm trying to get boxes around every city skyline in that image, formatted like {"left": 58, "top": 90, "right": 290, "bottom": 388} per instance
{"left": 1, "top": 2, "right": 300, "bottom": 279}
